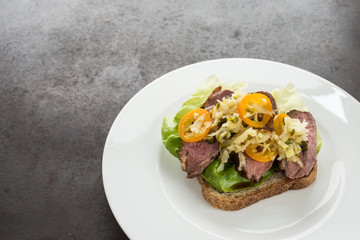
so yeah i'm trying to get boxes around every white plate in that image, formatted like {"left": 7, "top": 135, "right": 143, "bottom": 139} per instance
{"left": 102, "top": 59, "right": 360, "bottom": 239}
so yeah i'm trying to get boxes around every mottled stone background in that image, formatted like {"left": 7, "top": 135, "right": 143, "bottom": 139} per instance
{"left": 1, "top": 0, "right": 359, "bottom": 239}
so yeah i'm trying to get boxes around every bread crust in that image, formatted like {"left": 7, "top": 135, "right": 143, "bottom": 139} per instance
{"left": 198, "top": 163, "right": 317, "bottom": 211}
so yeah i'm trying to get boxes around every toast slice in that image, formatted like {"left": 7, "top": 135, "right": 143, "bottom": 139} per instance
{"left": 198, "top": 163, "right": 317, "bottom": 211}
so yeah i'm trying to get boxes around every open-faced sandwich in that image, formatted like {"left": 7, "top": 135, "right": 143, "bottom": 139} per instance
{"left": 161, "top": 75, "right": 321, "bottom": 211}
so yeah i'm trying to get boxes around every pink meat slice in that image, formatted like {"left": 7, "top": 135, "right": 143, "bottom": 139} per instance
{"left": 282, "top": 110, "right": 317, "bottom": 179}
{"left": 178, "top": 140, "right": 220, "bottom": 178}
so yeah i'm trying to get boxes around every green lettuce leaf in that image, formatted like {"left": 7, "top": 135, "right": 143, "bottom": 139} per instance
{"left": 317, "top": 130, "right": 322, "bottom": 153}
{"left": 161, "top": 116, "right": 182, "bottom": 158}
{"left": 271, "top": 83, "right": 308, "bottom": 114}
{"left": 202, "top": 159, "right": 274, "bottom": 192}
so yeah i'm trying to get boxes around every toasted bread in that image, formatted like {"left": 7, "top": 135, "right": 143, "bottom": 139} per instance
{"left": 197, "top": 163, "right": 317, "bottom": 211}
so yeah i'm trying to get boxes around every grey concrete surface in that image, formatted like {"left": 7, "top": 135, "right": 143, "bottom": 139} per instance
{"left": 1, "top": 0, "right": 359, "bottom": 239}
